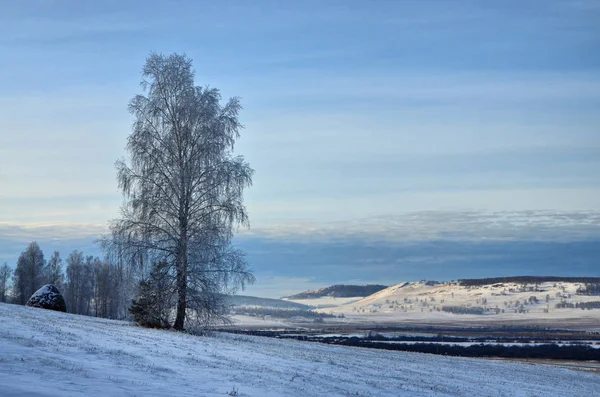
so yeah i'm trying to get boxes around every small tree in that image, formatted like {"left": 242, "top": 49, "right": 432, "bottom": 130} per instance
{"left": 65, "top": 250, "right": 96, "bottom": 315}
{"left": 93, "top": 259, "right": 113, "bottom": 318}
{"left": 13, "top": 242, "right": 45, "bottom": 304}
{"left": 130, "top": 262, "right": 174, "bottom": 328}
{"left": 0, "top": 263, "right": 12, "bottom": 303}
{"left": 44, "top": 251, "right": 64, "bottom": 289}
{"left": 65, "top": 250, "right": 83, "bottom": 313}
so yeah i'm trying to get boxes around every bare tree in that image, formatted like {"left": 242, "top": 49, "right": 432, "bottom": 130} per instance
{"left": 0, "top": 263, "right": 12, "bottom": 303}
{"left": 65, "top": 250, "right": 95, "bottom": 315}
{"left": 65, "top": 250, "right": 83, "bottom": 313}
{"left": 107, "top": 53, "right": 254, "bottom": 330}
{"left": 44, "top": 251, "right": 65, "bottom": 290}
{"left": 83, "top": 255, "right": 98, "bottom": 315}
{"left": 101, "top": 243, "right": 137, "bottom": 320}
{"left": 93, "top": 258, "right": 125, "bottom": 319}
{"left": 13, "top": 242, "right": 45, "bottom": 304}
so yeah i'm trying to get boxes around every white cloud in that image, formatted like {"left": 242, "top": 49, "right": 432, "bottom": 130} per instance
{"left": 240, "top": 209, "right": 600, "bottom": 242}
{"left": 238, "top": 73, "right": 600, "bottom": 104}
{"left": 2, "top": 209, "right": 598, "bottom": 255}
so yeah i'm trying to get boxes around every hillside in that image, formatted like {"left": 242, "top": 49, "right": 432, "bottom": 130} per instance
{"left": 283, "top": 284, "right": 388, "bottom": 300}
{"left": 318, "top": 279, "right": 600, "bottom": 327}
{"left": 1, "top": 303, "right": 599, "bottom": 396}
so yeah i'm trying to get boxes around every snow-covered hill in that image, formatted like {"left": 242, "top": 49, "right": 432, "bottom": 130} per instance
{"left": 1, "top": 303, "right": 599, "bottom": 396}
{"left": 319, "top": 280, "right": 600, "bottom": 327}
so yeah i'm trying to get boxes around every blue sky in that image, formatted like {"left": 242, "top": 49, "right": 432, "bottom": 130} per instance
{"left": 1, "top": 1, "right": 599, "bottom": 297}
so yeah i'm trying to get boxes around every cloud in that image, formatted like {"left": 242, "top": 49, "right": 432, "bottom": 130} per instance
{"left": 234, "top": 237, "right": 600, "bottom": 296}
{"left": 240, "top": 73, "right": 600, "bottom": 105}
{"left": 239, "top": 210, "right": 600, "bottom": 243}
{"left": 2, "top": 210, "right": 597, "bottom": 262}
{"left": 245, "top": 188, "right": 600, "bottom": 228}
{"left": 0, "top": 223, "right": 105, "bottom": 264}
{"left": 1, "top": 210, "right": 598, "bottom": 296}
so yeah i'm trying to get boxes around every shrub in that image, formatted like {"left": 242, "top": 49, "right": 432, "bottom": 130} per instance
{"left": 129, "top": 262, "right": 173, "bottom": 329}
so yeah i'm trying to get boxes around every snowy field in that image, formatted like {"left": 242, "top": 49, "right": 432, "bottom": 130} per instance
{"left": 1, "top": 303, "right": 599, "bottom": 397}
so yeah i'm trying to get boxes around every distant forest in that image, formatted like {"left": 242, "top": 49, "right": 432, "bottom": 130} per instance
{"left": 327, "top": 340, "right": 600, "bottom": 361}
{"left": 284, "top": 284, "right": 388, "bottom": 300}
{"left": 555, "top": 301, "right": 600, "bottom": 310}
{"left": 458, "top": 276, "right": 600, "bottom": 286}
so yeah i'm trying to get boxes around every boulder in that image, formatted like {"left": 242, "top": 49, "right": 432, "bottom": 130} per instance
{"left": 26, "top": 284, "right": 67, "bottom": 312}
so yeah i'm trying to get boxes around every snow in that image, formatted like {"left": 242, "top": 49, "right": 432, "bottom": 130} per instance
{"left": 28, "top": 284, "right": 60, "bottom": 305}
{"left": 229, "top": 314, "right": 295, "bottom": 328}
{"left": 317, "top": 281, "right": 600, "bottom": 328}
{"left": 1, "top": 304, "right": 599, "bottom": 396}
{"left": 30, "top": 285, "right": 55, "bottom": 298}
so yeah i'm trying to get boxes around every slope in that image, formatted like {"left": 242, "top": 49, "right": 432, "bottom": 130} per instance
{"left": 1, "top": 303, "right": 599, "bottom": 396}
{"left": 322, "top": 280, "right": 600, "bottom": 327}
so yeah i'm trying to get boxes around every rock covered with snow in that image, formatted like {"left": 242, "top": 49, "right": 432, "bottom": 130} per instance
{"left": 26, "top": 284, "right": 67, "bottom": 312}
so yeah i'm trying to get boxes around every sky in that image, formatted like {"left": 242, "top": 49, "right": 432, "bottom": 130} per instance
{"left": 0, "top": 0, "right": 599, "bottom": 297}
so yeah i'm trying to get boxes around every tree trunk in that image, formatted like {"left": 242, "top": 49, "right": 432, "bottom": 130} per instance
{"left": 173, "top": 233, "right": 188, "bottom": 330}
{"left": 173, "top": 259, "right": 187, "bottom": 330}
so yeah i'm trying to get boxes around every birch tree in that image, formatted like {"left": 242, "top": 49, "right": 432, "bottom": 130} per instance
{"left": 0, "top": 263, "right": 12, "bottom": 303}
{"left": 65, "top": 250, "right": 84, "bottom": 314}
{"left": 44, "top": 251, "right": 64, "bottom": 289}
{"left": 108, "top": 53, "right": 254, "bottom": 330}
{"left": 13, "top": 242, "right": 45, "bottom": 304}
{"left": 65, "top": 250, "right": 95, "bottom": 315}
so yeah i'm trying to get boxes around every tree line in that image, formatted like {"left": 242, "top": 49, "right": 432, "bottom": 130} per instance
{"left": 284, "top": 284, "right": 388, "bottom": 300}
{"left": 322, "top": 339, "right": 600, "bottom": 361}
{"left": 458, "top": 276, "right": 600, "bottom": 286}
{"left": 555, "top": 301, "right": 600, "bottom": 310}
{"left": 0, "top": 241, "right": 134, "bottom": 319}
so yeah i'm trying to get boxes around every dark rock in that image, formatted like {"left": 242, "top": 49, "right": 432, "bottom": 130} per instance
{"left": 26, "top": 284, "right": 67, "bottom": 312}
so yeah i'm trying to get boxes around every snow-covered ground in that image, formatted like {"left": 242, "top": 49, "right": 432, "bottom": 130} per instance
{"left": 1, "top": 303, "right": 599, "bottom": 396}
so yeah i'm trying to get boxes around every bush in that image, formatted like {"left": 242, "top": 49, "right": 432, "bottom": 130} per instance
{"left": 129, "top": 262, "right": 173, "bottom": 329}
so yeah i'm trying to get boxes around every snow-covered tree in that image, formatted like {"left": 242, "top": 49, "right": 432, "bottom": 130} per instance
{"left": 107, "top": 53, "right": 254, "bottom": 330}
{"left": 129, "top": 261, "right": 174, "bottom": 328}
{"left": 93, "top": 259, "right": 126, "bottom": 319}
{"left": 44, "top": 251, "right": 65, "bottom": 289}
{"left": 64, "top": 250, "right": 96, "bottom": 315}
{"left": 101, "top": 244, "right": 137, "bottom": 320}
{"left": 0, "top": 263, "right": 12, "bottom": 303}
{"left": 13, "top": 242, "right": 45, "bottom": 304}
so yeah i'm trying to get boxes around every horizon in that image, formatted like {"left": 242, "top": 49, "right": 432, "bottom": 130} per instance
{"left": 1, "top": 1, "right": 599, "bottom": 298}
